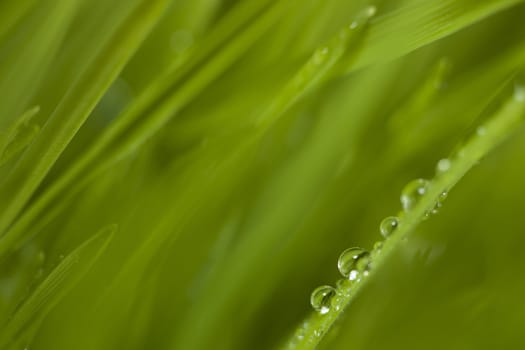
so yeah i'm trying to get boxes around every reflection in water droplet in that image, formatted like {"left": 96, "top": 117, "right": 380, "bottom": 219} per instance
{"left": 310, "top": 285, "right": 336, "bottom": 314}
{"left": 400, "top": 178, "right": 430, "bottom": 212}
{"left": 380, "top": 216, "right": 399, "bottom": 238}
{"left": 338, "top": 247, "right": 369, "bottom": 280}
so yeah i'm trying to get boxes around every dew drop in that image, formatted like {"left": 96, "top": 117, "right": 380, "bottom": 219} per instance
{"left": 476, "top": 126, "right": 487, "bottom": 136}
{"left": 312, "top": 47, "right": 329, "bottom": 65}
{"left": 427, "top": 190, "right": 448, "bottom": 216}
{"left": 337, "top": 247, "right": 369, "bottom": 279}
{"left": 436, "top": 158, "right": 451, "bottom": 174}
{"left": 400, "top": 178, "right": 430, "bottom": 212}
{"left": 380, "top": 216, "right": 399, "bottom": 238}
{"left": 310, "top": 285, "right": 336, "bottom": 314}
{"left": 349, "top": 5, "right": 377, "bottom": 29}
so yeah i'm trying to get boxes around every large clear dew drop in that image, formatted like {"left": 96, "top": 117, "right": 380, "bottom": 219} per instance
{"left": 337, "top": 247, "right": 370, "bottom": 280}
{"left": 310, "top": 285, "right": 336, "bottom": 315}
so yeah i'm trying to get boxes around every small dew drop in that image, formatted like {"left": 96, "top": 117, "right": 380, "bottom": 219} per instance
{"left": 380, "top": 216, "right": 399, "bottom": 238}
{"left": 366, "top": 5, "right": 378, "bottom": 17}
{"left": 310, "top": 285, "right": 336, "bottom": 315}
{"left": 349, "top": 5, "right": 377, "bottom": 29}
{"left": 372, "top": 241, "right": 383, "bottom": 258}
{"left": 312, "top": 47, "right": 329, "bottom": 65}
{"left": 436, "top": 158, "right": 451, "bottom": 174}
{"left": 476, "top": 126, "right": 487, "bottom": 136}
{"left": 514, "top": 83, "right": 525, "bottom": 102}
{"left": 338, "top": 247, "right": 370, "bottom": 280}
{"left": 400, "top": 178, "right": 430, "bottom": 212}
{"left": 427, "top": 191, "right": 448, "bottom": 216}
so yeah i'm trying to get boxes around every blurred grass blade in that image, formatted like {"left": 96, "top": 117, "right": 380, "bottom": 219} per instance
{"left": 0, "top": 106, "right": 40, "bottom": 168}
{"left": 0, "top": 0, "right": 80, "bottom": 132}
{"left": 0, "top": 225, "right": 116, "bottom": 348}
{"left": 0, "top": 0, "right": 293, "bottom": 258}
{"left": 0, "top": 0, "right": 169, "bottom": 236}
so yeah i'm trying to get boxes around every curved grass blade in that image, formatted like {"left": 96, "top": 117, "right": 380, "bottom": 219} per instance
{"left": 0, "top": 0, "right": 169, "bottom": 236}
{"left": 0, "top": 0, "right": 294, "bottom": 258}
{"left": 168, "top": 15, "right": 386, "bottom": 350}
{"left": 0, "top": 106, "right": 40, "bottom": 168}
{"left": 0, "top": 224, "right": 116, "bottom": 348}
{"left": 347, "top": 0, "right": 525, "bottom": 73}
{"left": 283, "top": 83, "right": 525, "bottom": 350}
{"left": 0, "top": 0, "right": 80, "bottom": 132}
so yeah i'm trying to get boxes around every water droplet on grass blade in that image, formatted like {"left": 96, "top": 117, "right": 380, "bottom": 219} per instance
{"left": 373, "top": 241, "right": 383, "bottom": 250}
{"left": 436, "top": 158, "right": 451, "bottom": 174}
{"left": 312, "top": 47, "right": 329, "bottom": 65}
{"left": 426, "top": 191, "right": 448, "bottom": 216}
{"left": 349, "top": 5, "right": 377, "bottom": 29}
{"left": 476, "top": 126, "right": 486, "bottom": 136}
{"left": 380, "top": 216, "right": 399, "bottom": 238}
{"left": 310, "top": 285, "right": 336, "bottom": 314}
{"left": 338, "top": 247, "right": 369, "bottom": 279}
{"left": 401, "top": 179, "right": 430, "bottom": 212}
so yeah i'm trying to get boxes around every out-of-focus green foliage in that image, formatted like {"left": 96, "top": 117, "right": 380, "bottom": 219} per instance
{"left": 0, "top": 0, "right": 524, "bottom": 349}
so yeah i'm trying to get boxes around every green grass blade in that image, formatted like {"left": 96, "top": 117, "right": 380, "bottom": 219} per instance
{"left": 0, "top": 0, "right": 293, "bottom": 258}
{"left": 346, "top": 0, "right": 525, "bottom": 72}
{"left": 0, "top": 106, "right": 40, "bottom": 168}
{"left": 0, "top": 0, "right": 169, "bottom": 236}
{"left": 0, "top": 0, "right": 80, "bottom": 131}
{"left": 0, "top": 224, "right": 115, "bottom": 348}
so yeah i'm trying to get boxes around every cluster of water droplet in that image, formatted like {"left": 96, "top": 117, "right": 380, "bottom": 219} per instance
{"left": 308, "top": 81, "right": 525, "bottom": 340}
{"left": 310, "top": 158, "right": 455, "bottom": 315}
